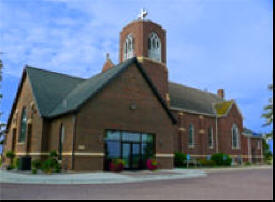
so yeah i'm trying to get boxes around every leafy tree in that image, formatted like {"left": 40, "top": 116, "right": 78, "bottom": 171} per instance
{"left": 262, "top": 84, "right": 273, "bottom": 139}
{"left": 262, "top": 139, "right": 272, "bottom": 163}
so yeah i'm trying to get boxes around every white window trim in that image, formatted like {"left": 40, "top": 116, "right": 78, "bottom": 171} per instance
{"left": 148, "top": 32, "right": 162, "bottom": 62}
{"left": 232, "top": 124, "right": 240, "bottom": 150}
{"left": 188, "top": 124, "right": 195, "bottom": 148}
{"left": 208, "top": 127, "right": 214, "bottom": 149}
{"left": 123, "top": 34, "right": 134, "bottom": 61}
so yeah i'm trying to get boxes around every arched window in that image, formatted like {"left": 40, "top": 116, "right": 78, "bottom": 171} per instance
{"left": 19, "top": 107, "right": 27, "bottom": 142}
{"left": 188, "top": 124, "right": 194, "bottom": 147}
{"left": 123, "top": 34, "right": 134, "bottom": 61}
{"left": 208, "top": 127, "right": 214, "bottom": 148}
{"left": 148, "top": 32, "right": 161, "bottom": 62}
{"left": 232, "top": 124, "right": 240, "bottom": 149}
{"left": 58, "top": 124, "right": 65, "bottom": 160}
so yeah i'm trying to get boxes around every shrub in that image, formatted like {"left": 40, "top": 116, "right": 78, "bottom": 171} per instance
{"left": 6, "top": 151, "right": 15, "bottom": 160}
{"left": 54, "top": 163, "right": 62, "bottom": 173}
{"left": 244, "top": 162, "right": 252, "bottom": 166}
{"left": 32, "top": 168, "right": 37, "bottom": 174}
{"left": 42, "top": 158, "right": 58, "bottom": 174}
{"left": 7, "top": 165, "right": 15, "bottom": 170}
{"left": 5, "top": 151, "right": 15, "bottom": 170}
{"left": 32, "top": 159, "right": 42, "bottom": 170}
{"left": 174, "top": 152, "right": 187, "bottom": 167}
{"left": 211, "top": 153, "right": 232, "bottom": 166}
{"left": 199, "top": 158, "right": 216, "bottom": 167}
{"left": 49, "top": 150, "right": 58, "bottom": 158}
{"left": 41, "top": 150, "right": 61, "bottom": 174}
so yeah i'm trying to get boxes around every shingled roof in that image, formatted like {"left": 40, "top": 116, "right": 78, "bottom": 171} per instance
{"left": 19, "top": 57, "right": 176, "bottom": 124}
{"left": 168, "top": 82, "right": 224, "bottom": 115}
{"left": 26, "top": 67, "right": 85, "bottom": 116}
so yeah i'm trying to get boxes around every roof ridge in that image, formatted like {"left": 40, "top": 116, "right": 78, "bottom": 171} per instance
{"left": 26, "top": 65, "right": 86, "bottom": 81}
{"left": 48, "top": 57, "right": 137, "bottom": 117}
{"left": 169, "top": 81, "right": 223, "bottom": 100}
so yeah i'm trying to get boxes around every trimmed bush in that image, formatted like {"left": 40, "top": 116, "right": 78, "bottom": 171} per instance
{"left": 7, "top": 165, "right": 15, "bottom": 170}
{"left": 32, "top": 159, "right": 42, "bottom": 170}
{"left": 211, "top": 153, "right": 232, "bottom": 166}
{"left": 6, "top": 151, "right": 15, "bottom": 160}
{"left": 41, "top": 150, "right": 61, "bottom": 174}
{"left": 174, "top": 152, "right": 187, "bottom": 167}
{"left": 32, "top": 168, "right": 37, "bottom": 174}
{"left": 199, "top": 158, "right": 216, "bottom": 167}
{"left": 5, "top": 151, "right": 15, "bottom": 170}
{"left": 244, "top": 162, "right": 252, "bottom": 166}
{"left": 49, "top": 150, "right": 58, "bottom": 158}
{"left": 42, "top": 158, "right": 58, "bottom": 174}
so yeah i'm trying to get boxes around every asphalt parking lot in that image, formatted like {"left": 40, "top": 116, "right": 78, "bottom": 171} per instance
{"left": 0, "top": 167, "right": 273, "bottom": 200}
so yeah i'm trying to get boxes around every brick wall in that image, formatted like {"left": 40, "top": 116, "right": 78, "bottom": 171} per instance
{"left": 217, "top": 104, "right": 243, "bottom": 158}
{"left": 119, "top": 20, "right": 166, "bottom": 64}
{"left": 172, "top": 110, "right": 217, "bottom": 157}
{"left": 3, "top": 74, "right": 44, "bottom": 163}
{"left": 72, "top": 64, "right": 175, "bottom": 171}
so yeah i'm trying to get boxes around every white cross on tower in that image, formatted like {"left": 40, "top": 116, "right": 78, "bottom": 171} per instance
{"left": 138, "top": 8, "right": 148, "bottom": 20}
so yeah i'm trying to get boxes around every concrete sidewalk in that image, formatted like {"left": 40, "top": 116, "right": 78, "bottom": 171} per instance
{"left": 202, "top": 165, "right": 273, "bottom": 173}
{"left": 0, "top": 169, "right": 206, "bottom": 184}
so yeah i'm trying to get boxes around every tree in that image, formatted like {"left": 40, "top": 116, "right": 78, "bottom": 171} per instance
{"left": 262, "top": 84, "right": 273, "bottom": 139}
{"left": 262, "top": 139, "right": 272, "bottom": 164}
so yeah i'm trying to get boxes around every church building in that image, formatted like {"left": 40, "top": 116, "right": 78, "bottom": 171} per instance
{"left": 2, "top": 11, "right": 263, "bottom": 171}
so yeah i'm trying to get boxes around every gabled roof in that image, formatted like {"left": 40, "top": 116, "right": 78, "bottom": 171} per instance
{"left": 168, "top": 82, "right": 224, "bottom": 115}
{"left": 26, "top": 66, "right": 85, "bottom": 116}
{"left": 48, "top": 58, "right": 136, "bottom": 118}
{"left": 8, "top": 57, "right": 176, "bottom": 126}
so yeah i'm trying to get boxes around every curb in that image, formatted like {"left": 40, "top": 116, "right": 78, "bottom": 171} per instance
{"left": 0, "top": 170, "right": 206, "bottom": 185}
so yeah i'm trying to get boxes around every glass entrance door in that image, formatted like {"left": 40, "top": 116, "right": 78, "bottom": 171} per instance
{"left": 122, "top": 143, "right": 141, "bottom": 170}
{"left": 122, "top": 143, "right": 131, "bottom": 169}
{"left": 105, "top": 130, "right": 155, "bottom": 170}
{"left": 132, "top": 143, "right": 141, "bottom": 169}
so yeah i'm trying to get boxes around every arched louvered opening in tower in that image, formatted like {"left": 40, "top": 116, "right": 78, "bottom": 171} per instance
{"left": 148, "top": 32, "right": 161, "bottom": 62}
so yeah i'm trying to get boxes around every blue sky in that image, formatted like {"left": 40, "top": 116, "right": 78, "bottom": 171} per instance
{"left": 0, "top": 0, "right": 273, "bottom": 138}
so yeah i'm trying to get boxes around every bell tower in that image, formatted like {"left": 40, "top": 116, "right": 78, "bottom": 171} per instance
{"left": 119, "top": 9, "right": 169, "bottom": 101}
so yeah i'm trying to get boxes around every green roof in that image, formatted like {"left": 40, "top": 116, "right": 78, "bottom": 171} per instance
{"left": 23, "top": 57, "right": 176, "bottom": 123}
{"left": 214, "top": 101, "right": 233, "bottom": 116}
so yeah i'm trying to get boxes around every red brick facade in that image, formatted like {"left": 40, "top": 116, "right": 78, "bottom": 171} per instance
{"left": 2, "top": 18, "right": 263, "bottom": 171}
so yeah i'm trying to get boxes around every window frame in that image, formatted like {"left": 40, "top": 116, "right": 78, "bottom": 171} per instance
{"left": 123, "top": 34, "right": 134, "bottom": 61}
{"left": 18, "top": 107, "right": 27, "bottom": 143}
{"left": 148, "top": 32, "right": 162, "bottom": 62}
{"left": 188, "top": 124, "right": 195, "bottom": 148}
{"left": 208, "top": 127, "right": 214, "bottom": 149}
{"left": 232, "top": 124, "right": 240, "bottom": 150}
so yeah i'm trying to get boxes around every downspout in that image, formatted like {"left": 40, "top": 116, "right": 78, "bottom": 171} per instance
{"left": 248, "top": 137, "right": 252, "bottom": 163}
{"left": 215, "top": 116, "right": 219, "bottom": 153}
{"left": 72, "top": 114, "right": 77, "bottom": 170}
